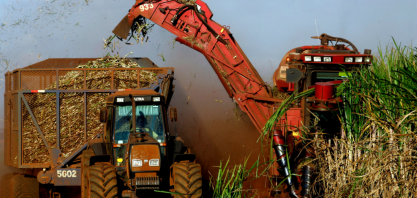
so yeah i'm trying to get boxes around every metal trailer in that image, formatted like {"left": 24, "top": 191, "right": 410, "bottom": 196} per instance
{"left": 2, "top": 58, "right": 174, "bottom": 197}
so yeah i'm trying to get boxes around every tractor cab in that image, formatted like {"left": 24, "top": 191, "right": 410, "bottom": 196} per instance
{"left": 102, "top": 90, "right": 172, "bottom": 191}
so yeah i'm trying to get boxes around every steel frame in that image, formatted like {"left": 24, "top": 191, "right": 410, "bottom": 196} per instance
{"left": 10, "top": 67, "right": 172, "bottom": 169}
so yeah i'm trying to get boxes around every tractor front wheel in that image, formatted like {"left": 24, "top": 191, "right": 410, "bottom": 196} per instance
{"left": 87, "top": 164, "right": 118, "bottom": 198}
{"left": 173, "top": 162, "right": 202, "bottom": 198}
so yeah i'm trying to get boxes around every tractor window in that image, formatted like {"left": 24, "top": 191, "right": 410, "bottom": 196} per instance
{"left": 311, "top": 71, "right": 350, "bottom": 85}
{"left": 114, "top": 105, "right": 165, "bottom": 144}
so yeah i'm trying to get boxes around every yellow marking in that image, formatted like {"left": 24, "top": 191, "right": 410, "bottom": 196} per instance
{"left": 117, "top": 158, "right": 123, "bottom": 163}
{"left": 220, "top": 28, "right": 224, "bottom": 33}
{"left": 292, "top": 131, "right": 300, "bottom": 137}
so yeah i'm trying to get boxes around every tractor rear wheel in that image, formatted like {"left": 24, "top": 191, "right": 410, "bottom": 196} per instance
{"left": 10, "top": 175, "right": 39, "bottom": 198}
{"left": 173, "top": 162, "right": 202, "bottom": 198}
{"left": 88, "top": 164, "right": 118, "bottom": 198}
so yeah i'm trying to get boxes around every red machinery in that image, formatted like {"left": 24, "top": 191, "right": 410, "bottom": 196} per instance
{"left": 113, "top": 1, "right": 373, "bottom": 197}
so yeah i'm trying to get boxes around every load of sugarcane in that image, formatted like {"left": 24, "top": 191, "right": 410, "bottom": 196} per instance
{"left": 21, "top": 55, "right": 158, "bottom": 164}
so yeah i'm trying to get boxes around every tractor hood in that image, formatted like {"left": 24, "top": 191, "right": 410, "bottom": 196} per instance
{"left": 127, "top": 133, "right": 161, "bottom": 173}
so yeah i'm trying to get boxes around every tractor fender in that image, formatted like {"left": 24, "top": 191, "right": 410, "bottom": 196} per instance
{"left": 173, "top": 154, "right": 196, "bottom": 163}
{"left": 89, "top": 155, "right": 111, "bottom": 166}
{"left": 88, "top": 138, "right": 108, "bottom": 156}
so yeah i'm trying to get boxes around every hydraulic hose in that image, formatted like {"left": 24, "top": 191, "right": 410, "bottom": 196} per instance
{"left": 272, "top": 130, "right": 299, "bottom": 198}
{"left": 301, "top": 165, "right": 314, "bottom": 198}
{"left": 301, "top": 149, "right": 315, "bottom": 198}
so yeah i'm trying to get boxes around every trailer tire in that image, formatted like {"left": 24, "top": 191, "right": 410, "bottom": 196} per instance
{"left": 173, "top": 162, "right": 202, "bottom": 198}
{"left": 10, "top": 175, "right": 39, "bottom": 198}
{"left": 1, "top": 173, "right": 17, "bottom": 198}
{"left": 88, "top": 164, "right": 118, "bottom": 198}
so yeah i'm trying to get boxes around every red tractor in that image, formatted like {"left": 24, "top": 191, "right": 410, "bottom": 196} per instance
{"left": 112, "top": 1, "right": 373, "bottom": 197}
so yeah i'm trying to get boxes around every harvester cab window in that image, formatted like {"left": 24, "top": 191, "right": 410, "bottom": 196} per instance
{"left": 114, "top": 105, "right": 165, "bottom": 144}
{"left": 311, "top": 71, "right": 350, "bottom": 85}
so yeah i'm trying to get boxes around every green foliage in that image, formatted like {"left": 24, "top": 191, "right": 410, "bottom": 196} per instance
{"left": 210, "top": 157, "right": 259, "bottom": 198}
{"left": 338, "top": 39, "right": 417, "bottom": 142}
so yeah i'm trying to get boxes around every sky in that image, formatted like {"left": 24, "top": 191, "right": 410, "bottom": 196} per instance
{"left": 1, "top": 0, "right": 417, "bottom": 192}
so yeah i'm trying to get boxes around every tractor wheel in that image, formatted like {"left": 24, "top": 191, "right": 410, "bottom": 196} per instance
{"left": 81, "top": 149, "right": 94, "bottom": 198}
{"left": 1, "top": 173, "right": 17, "bottom": 198}
{"left": 87, "top": 164, "right": 118, "bottom": 198}
{"left": 173, "top": 162, "right": 202, "bottom": 198}
{"left": 10, "top": 175, "right": 39, "bottom": 198}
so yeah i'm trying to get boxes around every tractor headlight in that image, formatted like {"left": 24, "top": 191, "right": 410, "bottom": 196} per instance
{"left": 116, "top": 98, "right": 124, "bottom": 103}
{"left": 313, "top": 57, "right": 321, "bottom": 62}
{"left": 345, "top": 57, "right": 353, "bottom": 62}
{"left": 323, "top": 57, "right": 332, "bottom": 62}
{"left": 149, "top": 159, "right": 159, "bottom": 166}
{"left": 355, "top": 57, "right": 363, "bottom": 63}
{"left": 304, "top": 56, "right": 312, "bottom": 62}
{"left": 132, "top": 159, "right": 143, "bottom": 167}
{"left": 365, "top": 57, "right": 371, "bottom": 63}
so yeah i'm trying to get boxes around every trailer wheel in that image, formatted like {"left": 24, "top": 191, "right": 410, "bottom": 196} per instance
{"left": 10, "top": 175, "right": 39, "bottom": 198}
{"left": 88, "top": 164, "right": 118, "bottom": 198}
{"left": 173, "top": 162, "right": 202, "bottom": 198}
{"left": 1, "top": 173, "right": 17, "bottom": 198}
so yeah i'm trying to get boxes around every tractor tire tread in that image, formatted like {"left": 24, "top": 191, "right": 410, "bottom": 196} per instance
{"left": 175, "top": 172, "right": 190, "bottom": 183}
{"left": 90, "top": 174, "right": 105, "bottom": 183}
{"left": 174, "top": 181, "right": 190, "bottom": 194}
{"left": 188, "top": 168, "right": 201, "bottom": 179}
{"left": 11, "top": 175, "right": 39, "bottom": 198}
{"left": 88, "top": 164, "right": 118, "bottom": 198}
{"left": 188, "top": 164, "right": 200, "bottom": 171}
{"left": 90, "top": 190, "right": 105, "bottom": 198}
{"left": 173, "top": 162, "right": 203, "bottom": 198}
{"left": 1, "top": 173, "right": 16, "bottom": 198}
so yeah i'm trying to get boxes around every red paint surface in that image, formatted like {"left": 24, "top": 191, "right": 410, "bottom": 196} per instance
{"left": 315, "top": 82, "right": 334, "bottom": 100}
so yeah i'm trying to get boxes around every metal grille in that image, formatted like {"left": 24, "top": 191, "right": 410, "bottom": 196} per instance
{"left": 59, "top": 92, "right": 85, "bottom": 158}
{"left": 59, "top": 70, "right": 84, "bottom": 90}
{"left": 139, "top": 70, "right": 158, "bottom": 88}
{"left": 87, "top": 93, "right": 109, "bottom": 139}
{"left": 114, "top": 69, "right": 138, "bottom": 89}
{"left": 21, "top": 70, "right": 57, "bottom": 90}
{"left": 21, "top": 100, "right": 50, "bottom": 164}
{"left": 24, "top": 93, "right": 57, "bottom": 148}
{"left": 86, "top": 70, "right": 111, "bottom": 89}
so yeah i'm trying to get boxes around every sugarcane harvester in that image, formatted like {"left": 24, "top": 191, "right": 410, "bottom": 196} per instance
{"left": 112, "top": 0, "right": 373, "bottom": 197}
{"left": 2, "top": 58, "right": 203, "bottom": 198}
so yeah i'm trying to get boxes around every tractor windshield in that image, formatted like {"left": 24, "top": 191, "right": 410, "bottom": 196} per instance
{"left": 114, "top": 105, "right": 165, "bottom": 144}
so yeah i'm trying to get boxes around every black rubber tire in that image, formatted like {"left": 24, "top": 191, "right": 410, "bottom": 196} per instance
{"left": 1, "top": 173, "right": 17, "bottom": 198}
{"left": 81, "top": 149, "right": 94, "bottom": 198}
{"left": 10, "top": 175, "right": 39, "bottom": 198}
{"left": 173, "top": 162, "right": 202, "bottom": 198}
{"left": 88, "top": 164, "right": 118, "bottom": 198}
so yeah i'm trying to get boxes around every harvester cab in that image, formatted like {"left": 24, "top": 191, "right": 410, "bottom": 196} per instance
{"left": 274, "top": 33, "right": 373, "bottom": 130}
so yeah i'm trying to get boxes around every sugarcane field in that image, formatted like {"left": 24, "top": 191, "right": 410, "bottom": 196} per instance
{"left": 0, "top": 1, "right": 416, "bottom": 198}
